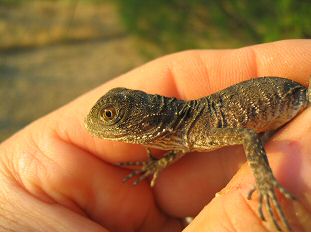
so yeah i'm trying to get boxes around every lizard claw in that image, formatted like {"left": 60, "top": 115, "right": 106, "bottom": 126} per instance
{"left": 117, "top": 150, "right": 179, "bottom": 186}
{"left": 122, "top": 169, "right": 142, "bottom": 183}
{"left": 248, "top": 177, "right": 294, "bottom": 231}
{"left": 247, "top": 186, "right": 256, "bottom": 200}
{"left": 247, "top": 186, "right": 266, "bottom": 221}
{"left": 116, "top": 161, "right": 146, "bottom": 166}
{"left": 273, "top": 180, "right": 296, "bottom": 200}
{"left": 258, "top": 194, "right": 266, "bottom": 222}
{"left": 118, "top": 155, "right": 163, "bottom": 186}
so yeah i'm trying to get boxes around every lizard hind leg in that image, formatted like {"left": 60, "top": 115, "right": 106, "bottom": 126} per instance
{"left": 247, "top": 180, "right": 295, "bottom": 227}
{"left": 199, "top": 128, "right": 294, "bottom": 231}
{"left": 247, "top": 182, "right": 292, "bottom": 231}
{"left": 248, "top": 188, "right": 267, "bottom": 222}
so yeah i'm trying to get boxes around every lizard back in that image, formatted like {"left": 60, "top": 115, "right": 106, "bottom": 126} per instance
{"left": 85, "top": 77, "right": 309, "bottom": 152}
{"left": 198, "top": 77, "right": 308, "bottom": 132}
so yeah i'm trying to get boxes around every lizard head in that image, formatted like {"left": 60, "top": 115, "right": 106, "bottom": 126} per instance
{"left": 84, "top": 87, "right": 179, "bottom": 144}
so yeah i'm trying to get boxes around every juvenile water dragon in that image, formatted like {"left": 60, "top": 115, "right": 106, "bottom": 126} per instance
{"left": 85, "top": 77, "right": 311, "bottom": 231}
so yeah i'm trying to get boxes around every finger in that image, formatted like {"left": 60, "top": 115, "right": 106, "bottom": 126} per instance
{"left": 0, "top": 128, "right": 182, "bottom": 231}
{"left": 0, "top": 180, "right": 107, "bottom": 231}
{"left": 54, "top": 39, "right": 311, "bottom": 161}
{"left": 184, "top": 190, "right": 269, "bottom": 231}
{"left": 175, "top": 107, "right": 311, "bottom": 231}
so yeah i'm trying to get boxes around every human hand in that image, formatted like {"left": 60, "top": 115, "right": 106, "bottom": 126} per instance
{"left": 0, "top": 39, "right": 310, "bottom": 231}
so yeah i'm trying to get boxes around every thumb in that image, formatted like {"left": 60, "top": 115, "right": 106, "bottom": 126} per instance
{"left": 183, "top": 167, "right": 267, "bottom": 231}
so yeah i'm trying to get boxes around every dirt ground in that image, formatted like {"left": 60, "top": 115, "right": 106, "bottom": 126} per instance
{"left": 0, "top": 1, "right": 146, "bottom": 141}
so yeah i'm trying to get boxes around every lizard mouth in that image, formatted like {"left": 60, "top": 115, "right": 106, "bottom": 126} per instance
{"left": 84, "top": 116, "right": 128, "bottom": 140}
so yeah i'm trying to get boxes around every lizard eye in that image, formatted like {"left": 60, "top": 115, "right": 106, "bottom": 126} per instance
{"left": 100, "top": 106, "right": 116, "bottom": 121}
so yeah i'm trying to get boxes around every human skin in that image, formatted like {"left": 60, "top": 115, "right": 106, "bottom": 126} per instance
{"left": 0, "top": 39, "right": 310, "bottom": 231}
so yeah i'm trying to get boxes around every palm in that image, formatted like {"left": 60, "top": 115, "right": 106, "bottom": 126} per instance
{"left": 0, "top": 39, "right": 310, "bottom": 231}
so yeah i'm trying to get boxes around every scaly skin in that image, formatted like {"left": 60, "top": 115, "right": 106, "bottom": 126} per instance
{"left": 85, "top": 77, "right": 310, "bottom": 231}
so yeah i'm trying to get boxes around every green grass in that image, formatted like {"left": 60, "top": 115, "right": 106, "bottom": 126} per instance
{"left": 113, "top": 0, "right": 311, "bottom": 56}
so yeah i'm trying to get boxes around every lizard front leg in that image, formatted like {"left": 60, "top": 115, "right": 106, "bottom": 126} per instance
{"left": 201, "top": 128, "right": 294, "bottom": 231}
{"left": 117, "top": 149, "right": 184, "bottom": 187}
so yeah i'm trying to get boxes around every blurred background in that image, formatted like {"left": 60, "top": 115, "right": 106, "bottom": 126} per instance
{"left": 0, "top": 0, "right": 310, "bottom": 141}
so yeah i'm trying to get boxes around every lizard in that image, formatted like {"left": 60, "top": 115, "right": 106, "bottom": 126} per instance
{"left": 84, "top": 76, "right": 311, "bottom": 231}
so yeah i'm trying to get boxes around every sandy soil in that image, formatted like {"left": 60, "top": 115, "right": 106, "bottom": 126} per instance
{"left": 0, "top": 1, "right": 146, "bottom": 141}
